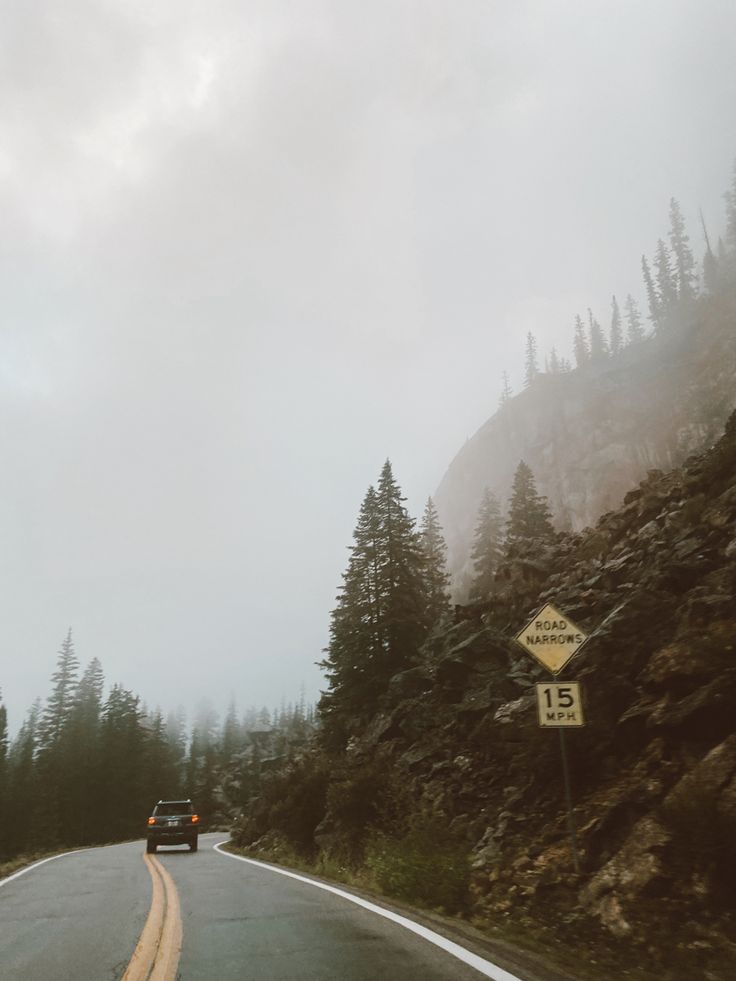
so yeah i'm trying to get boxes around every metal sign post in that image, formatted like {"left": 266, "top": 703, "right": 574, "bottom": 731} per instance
{"left": 516, "top": 604, "right": 589, "bottom": 875}
{"left": 558, "top": 728, "right": 581, "bottom": 874}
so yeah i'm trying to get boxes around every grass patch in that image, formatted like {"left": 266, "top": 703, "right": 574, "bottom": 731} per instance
{"left": 364, "top": 817, "right": 471, "bottom": 914}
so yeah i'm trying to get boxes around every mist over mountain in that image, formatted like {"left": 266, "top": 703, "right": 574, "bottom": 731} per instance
{"left": 436, "top": 263, "right": 736, "bottom": 601}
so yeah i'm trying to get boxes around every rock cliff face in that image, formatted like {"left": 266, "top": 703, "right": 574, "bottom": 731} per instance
{"left": 341, "top": 413, "right": 736, "bottom": 978}
{"left": 435, "top": 293, "right": 736, "bottom": 599}
{"left": 236, "top": 410, "right": 736, "bottom": 980}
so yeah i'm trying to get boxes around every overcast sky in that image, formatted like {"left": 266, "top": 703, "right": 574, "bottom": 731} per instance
{"left": 2, "top": 0, "right": 735, "bottom": 730}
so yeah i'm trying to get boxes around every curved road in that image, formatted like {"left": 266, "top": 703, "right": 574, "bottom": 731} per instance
{"left": 0, "top": 834, "right": 528, "bottom": 981}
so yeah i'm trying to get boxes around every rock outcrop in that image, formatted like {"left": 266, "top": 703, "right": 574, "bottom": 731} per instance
{"left": 344, "top": 409, "right": 736, "bottom": 978}
{"left": 435, "top": 293, "right": 736, "bottom": 599}
{"left": 235, "top": 410, "right": 736, "bottom": 980}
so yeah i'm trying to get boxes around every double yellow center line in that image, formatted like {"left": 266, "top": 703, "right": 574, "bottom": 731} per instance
{"left": 122, "top": 854, "right": 182, "bottom": 981}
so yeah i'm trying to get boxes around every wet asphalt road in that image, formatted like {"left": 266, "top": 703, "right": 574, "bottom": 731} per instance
{"left": 0, "top": 841, "right": 150, "bottom": 980}
{"left": 0, "top": 833, "right": 499, "bottom": 981}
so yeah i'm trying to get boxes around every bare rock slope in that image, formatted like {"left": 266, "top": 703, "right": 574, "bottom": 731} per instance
{"left": 435, "top": 293, "right": 736, "bottom": 598}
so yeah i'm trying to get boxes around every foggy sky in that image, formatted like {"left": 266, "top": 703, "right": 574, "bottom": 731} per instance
{"left": 2, "top": 1, "right": 735, "bottom": 730}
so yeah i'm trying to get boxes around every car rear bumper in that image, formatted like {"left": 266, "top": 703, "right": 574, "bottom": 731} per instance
{"left": 148, "top": 832, "right": 196, "bottom": 845}
{"left": 147, "top": 826, "right": 199, "bottom": 844}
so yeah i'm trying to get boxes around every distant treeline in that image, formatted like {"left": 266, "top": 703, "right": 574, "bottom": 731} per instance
{"left": 504, "top": 160, "right": 736, "bottom": 398}
{"left": 0, "top": 633, "right": 315, "bottom": 863}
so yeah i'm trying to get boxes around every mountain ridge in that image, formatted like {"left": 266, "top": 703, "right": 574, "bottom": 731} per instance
{"left": 435, "top": 291, "right": 736, "bottom": 599}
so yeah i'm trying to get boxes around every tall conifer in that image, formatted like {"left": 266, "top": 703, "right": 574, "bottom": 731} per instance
{"left": 624, "top": 295, "right": 645, "bottom": 343}
{"left": 641, "top": 255, "right": 661, "bottom": 326}
{"left": 419, "top": 498, "right": 451, "bottom": 628}
{"left": 654, "top": 239, "right": 677, "bottom": 318}
{"left": 524, "top": 332, "right": 539, "bottom": 386}
{"left": 609, "top": 296, "right": 623, "bottom": 356}
{"left": 588, "top": 309, "right": 608, "bottom": 361}
{"left": 573, "top": 315, "right": 589, "bottom": 367}
{"left": 469, "top": 490, "right": 504, "bottom": 600}
{"left": 320, "top": 463, "right": 426, "bottom": 744}
{"left": 506, "top": 462, "right": 555, "bottom": 549}
{"left": 668, "top": 198, "right": 696, "bottom": 300}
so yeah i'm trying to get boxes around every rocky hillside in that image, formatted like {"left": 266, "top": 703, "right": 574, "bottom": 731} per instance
{"left": 435, "top": 291, "right": 736, "bottom": 599}
{"left": 234, "top": 410, "right": 736, "bottom": 981}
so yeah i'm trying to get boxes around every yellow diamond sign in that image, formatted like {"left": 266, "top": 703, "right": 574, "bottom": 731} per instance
{"left": 515, "top": 603, "right": 588, "bottom": 674}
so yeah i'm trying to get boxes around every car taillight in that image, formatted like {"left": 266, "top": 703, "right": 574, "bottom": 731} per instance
{"left": 147, "top": 817, "right": 156, "bottom": 826}
{"left": 191, "top": 814, "right": 199, "bottom": 824}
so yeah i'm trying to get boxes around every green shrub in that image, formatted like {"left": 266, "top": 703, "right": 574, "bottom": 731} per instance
{"left": 365, "top": 816, "right": 470, "bottom": 913}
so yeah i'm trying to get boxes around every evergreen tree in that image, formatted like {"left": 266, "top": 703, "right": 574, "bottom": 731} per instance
{"left": 2, "top": 701, "right": 40, "bottom": 858}
{"left": 609, "top": 295, "right": 623, "bottom": 356}
{"left": 573, "top": 315, "right": 589, "bottom": 367}
{"left": 141, "top": 710, "right": 182, "bottom": 812}
{"left": 38, "top": 629, "right": 79, "bottom": 749}
{"left": 654, "top": 239, "right": 677, "bottom": 318}
{"left": 668, "top": 198, "right": 696, "bottom": 300}
{"left": 419, "top": 498, "right": 451, "bottom": 628}
{"left": 548, "top": 347, "right": 560, "bottom": 373}
{"left": 0, "top": 692, "right": 7, "bottom": 846}
{"left": 374, "top": 461, "right": 427, "bottom": 666}
{"left": 0, "top": 692, "right": 7, "bottom": 776}
{"left": 641, "top": 255, "right": 661, "bottom": 326}
{"left": 98, "top": 685, "right": 145, "bottom": 839}
{"left": 506, "top": 462, "right": 555, "bottom": 549}
{"left": 703, "top": 244, "right": 719, "bottom": 295}
{"left": 320, "top": 463, "right": 426, "bottom": 745}
{"left": 65, "top": 658, "right": 105, "bottom": 843}
{"left": 700, "top": 208, "right": 719, "bottom": 295}
{"left": 33, "top": 630, "right": 81, "bottom": 845}
{"left": 588, "top": 309, "right": 608, "bottom": 362}
{"left": 221, "top": 699, "right": 242, "bottom": 762}
{"left": 469, "top": 490, "right": 504, "bottom": 600}
{"left": 499, "top": 371, "right": 513, "bottom": 406}
{"left": 524, "top": 332, "right": 539, "bottom": 386}
{"left": 624, "top": 294, "right": 645, "bottom": 343}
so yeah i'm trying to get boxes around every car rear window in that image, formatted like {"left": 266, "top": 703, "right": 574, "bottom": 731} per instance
{"left": 154, "top": 802, "right": 193, "bottom": 816}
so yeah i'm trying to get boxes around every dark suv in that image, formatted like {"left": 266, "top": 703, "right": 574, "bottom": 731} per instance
{"left": 146, "top": 799, "right": 200, "bottom": 853}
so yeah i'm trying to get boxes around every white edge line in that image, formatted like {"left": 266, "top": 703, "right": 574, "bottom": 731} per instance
{"left": 213, "top": 840, "right": 525, "bottom": 981}
{"left": 0, "top": 848, "right": 90, "bottom": 889}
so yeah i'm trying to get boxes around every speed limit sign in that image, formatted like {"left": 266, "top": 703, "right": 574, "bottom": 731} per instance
{"left": 536, "top": 682, "right": 584, "bottom": 727}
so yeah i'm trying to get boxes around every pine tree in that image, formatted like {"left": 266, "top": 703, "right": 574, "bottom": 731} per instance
{"left": 419, "top": 498, "right": 451, "bottom": 629}
{"left": 624, "top": 294, "right": 645, "bottom": 344}
{"left": 0, "top": 692, "right": 7, "bottom": 775}
{"left": 609, "top": 296, "right": 623, "bottom": 356}
{"left": 221, "top": 699, "right": 242, "bottom": 762}
{"left": 499, "top": 371, "right": 513, "bottom": 406}
{"left": 524, "top": 332, "right": 539, "bottom": 387}
{"left": 588, "top": 309, "right": 608, "bottom": 362}
{"left": 668, "top": 198, "right": 696, "bottom": 300}
{"left": 38, "top": 629, "right": 79, "bottom": 748}
{"left": 374, "top": 461, "right": 427, "bottom": 665}
{"left": 0, "top": 691, "right": 7, "bottom": 844}
{"left": 3, "top": 701, "right": 40, "bottom": 857}
{"left": 469, "top": 490, "right": 504, "bottom": 600}
{"left": 320, "top": 463, "right": 427, "bottom": 745}
{"left": 641, "top": 255, "right": 661, "bottom": 326}
{"left": 65, "top": 658, "right": 105, "bottom": 844}
{"left": 98, "top": 685, "right": 145, "bottom": 839}
{"left": 654, "top": 239, "right": 677, "bottom": 318}
{"left": 506, "top": 462, "right": 555, "bottom": 549}
{"left": 573, "top": 315, "right": 589, "bottom": 368}
{"left": 548, "top": 347, "right": 560, "bottom": 373}
{"left": 702, "top": 244, "right": 719, "bottom": 295}
{"left": 700, "top": 208, "right": 719, "bottom": 295}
